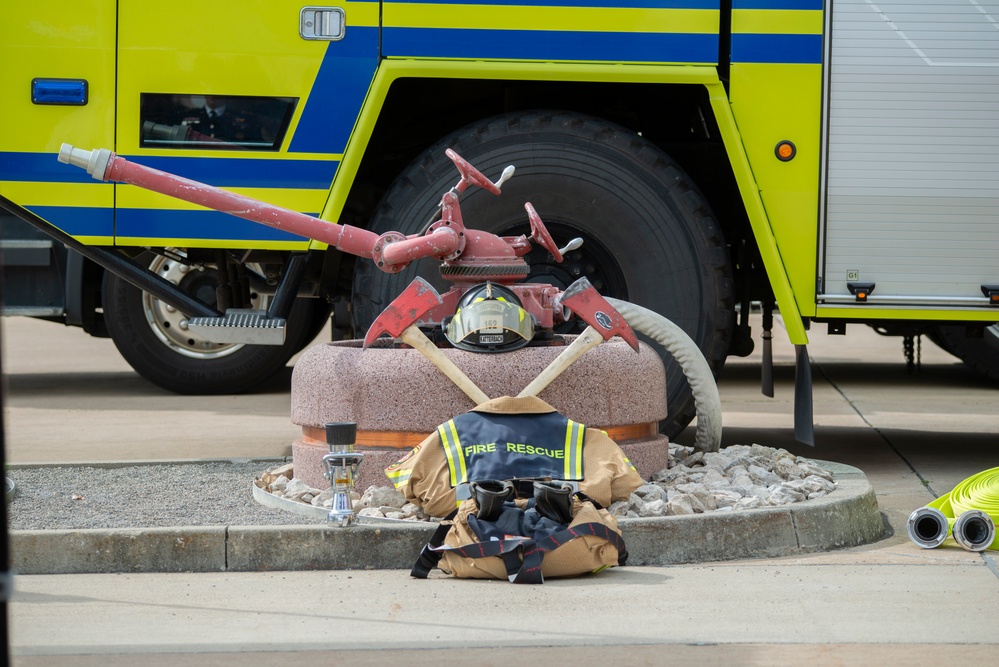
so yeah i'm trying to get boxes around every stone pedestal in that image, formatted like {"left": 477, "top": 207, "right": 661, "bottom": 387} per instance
{"left": 290, "top": 336, "right": 670, "bottom": 491}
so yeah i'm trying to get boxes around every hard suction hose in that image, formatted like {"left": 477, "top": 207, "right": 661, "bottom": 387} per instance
{"left": 605, "top": 298, "right": 722, "bottom": 453}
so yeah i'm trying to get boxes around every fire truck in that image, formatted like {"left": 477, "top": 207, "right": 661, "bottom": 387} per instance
{"left": 1, "top": 0, "right": 997, "bottom": 439}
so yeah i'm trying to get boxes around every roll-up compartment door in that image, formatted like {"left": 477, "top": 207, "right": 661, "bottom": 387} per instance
{"left": 820, "top": 0, "right": 999, "bottom": 309}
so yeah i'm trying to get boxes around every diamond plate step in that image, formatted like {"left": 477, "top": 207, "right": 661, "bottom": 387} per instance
{"left": 187, "top": 308, "right": 286, "bottom": 345}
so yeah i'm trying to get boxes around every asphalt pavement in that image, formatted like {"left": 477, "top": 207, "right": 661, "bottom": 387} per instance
{"left": 3, "top": 313, "right": 998, "bottom": 665}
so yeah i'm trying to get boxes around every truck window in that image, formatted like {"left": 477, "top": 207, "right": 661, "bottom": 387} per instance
{"left": 139, "top": 93, "right": 297, "bottom": 150}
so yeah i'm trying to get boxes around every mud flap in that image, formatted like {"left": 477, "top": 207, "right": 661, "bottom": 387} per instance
{"left": 794, "top": 344, "right": 815, "bottom": 446}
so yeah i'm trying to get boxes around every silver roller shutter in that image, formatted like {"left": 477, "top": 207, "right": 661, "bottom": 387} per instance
{"left": 820, "top": 0, "right": 999, "bottom": 308}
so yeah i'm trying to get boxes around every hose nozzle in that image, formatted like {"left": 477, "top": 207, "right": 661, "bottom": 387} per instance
{"left": 953, "top": 510, "right": 996, "bottom": 552}
{"left": 57, "top": 144, "right": 113, "bottom": 180}
{"left": 906, "top": 506, "right": 949, "bottom": 549}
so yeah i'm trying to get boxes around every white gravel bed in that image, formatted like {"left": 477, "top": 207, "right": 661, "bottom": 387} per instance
{"left": 6, "top": 460, "right": 320, "bottom": 530}
{"left": 7, "top": 443, "right": 837, "bottom": 531}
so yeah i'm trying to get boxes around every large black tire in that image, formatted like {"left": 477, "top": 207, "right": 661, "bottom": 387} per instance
{"left": 102, "top": 252, "right": 329, "bottom": 394}
{"left": 352, "top": 111, "right": 734, "bottom": 437}
{"left": 928, "top": 324, "right": 999, "bottom": 382}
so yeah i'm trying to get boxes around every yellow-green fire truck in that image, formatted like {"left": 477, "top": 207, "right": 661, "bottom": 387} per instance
{"left": 1, "top": 0, "right": 997, "bottom": 438}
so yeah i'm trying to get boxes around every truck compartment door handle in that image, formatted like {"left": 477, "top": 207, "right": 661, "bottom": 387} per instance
{"left": 300, "top": 7, "right": 345, "bottom": 41}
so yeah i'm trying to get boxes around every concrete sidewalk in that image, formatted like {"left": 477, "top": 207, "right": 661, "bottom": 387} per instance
{"left": 9, "top": 551, "right": 999, "bottom": 665}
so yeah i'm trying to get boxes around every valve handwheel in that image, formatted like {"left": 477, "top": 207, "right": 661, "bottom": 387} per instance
{"left": 445, "top": 148, "right": 502, "bottom": 194}
{"left": 525, "top": 202, "right": 563, "bottom": 263}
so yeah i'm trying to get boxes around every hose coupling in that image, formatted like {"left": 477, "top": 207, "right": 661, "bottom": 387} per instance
{"left": 906, "top": 506, "right": 949, "bottom": 549}
{"left": 952, "top": 510, "right": 996, "bottom": 552}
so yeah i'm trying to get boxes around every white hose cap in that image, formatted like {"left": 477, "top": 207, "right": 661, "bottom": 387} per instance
{"left": 58, "top": 143, "right": 112, "bottom": 181}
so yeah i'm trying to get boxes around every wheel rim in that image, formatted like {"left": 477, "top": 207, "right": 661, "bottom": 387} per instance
{"left": 141, "top": 252, "right": 265, "bottom": 360}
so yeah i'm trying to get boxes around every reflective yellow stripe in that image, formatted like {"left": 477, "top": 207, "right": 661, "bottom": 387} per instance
{"left": 573, "top": 421, "right": 585, "bottom": 479}
{"left": 385, "top": 5, "right": 718, "bottom": 34}
{"left": 116, "top": 185, "right": 333, "bottom": 212}
{"left": 2, "top": 182, "right": 112, "bottom": 208}
{"left": 439, "top": 420, "right": 467, "bottom": 487}
{"left": 731, "top": 9, "right": 823, "bottom": 36}
{"left": 385, "top": 467, "right": 412, "bottom": 489}
{"left": 563, "top": 419, "right": 584, "bottom": 481}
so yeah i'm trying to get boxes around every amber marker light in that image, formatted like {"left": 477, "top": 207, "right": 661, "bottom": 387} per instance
{"left": 775, "top": 140, "right": 796, "bottom": 161}
{"left": 848, "top": 282, "right": 875, "bottom": 302}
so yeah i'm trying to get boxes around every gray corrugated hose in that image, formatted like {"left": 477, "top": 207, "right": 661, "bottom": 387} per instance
{"left": 606, "top": 298, "right": 722, "bottom": 453}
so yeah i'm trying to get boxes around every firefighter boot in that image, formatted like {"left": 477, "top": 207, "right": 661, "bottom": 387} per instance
{"left": 470, "top": 480, "right": 514, "bottom": 522}
{"left": 533, "top": 481, "right": 574, "bottom": 525}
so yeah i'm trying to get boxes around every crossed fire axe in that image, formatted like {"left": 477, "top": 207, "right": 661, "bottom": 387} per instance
{"left": 363, "top": 276, "right": 639, "bottom": 404}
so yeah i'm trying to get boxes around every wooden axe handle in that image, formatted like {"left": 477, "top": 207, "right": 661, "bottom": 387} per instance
{"left": 517, "top": 326, "right": 605, "bottom": 398}
{"left": 399, "top": 326, "right": 491, "bottom": 406}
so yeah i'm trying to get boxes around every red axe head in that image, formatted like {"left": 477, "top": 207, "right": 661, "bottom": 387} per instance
{"left": 559, "top": 277, "right": 639, "bottom": 351}
{"left": 363, "top": 277, "right": 443, "bottom": 348}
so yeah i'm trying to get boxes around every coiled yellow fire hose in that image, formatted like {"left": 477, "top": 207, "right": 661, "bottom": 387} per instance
{"left": 906, "top": 466, "right": 999, "bottom": 552}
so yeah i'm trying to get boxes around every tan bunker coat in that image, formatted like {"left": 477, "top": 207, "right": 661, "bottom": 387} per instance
{"left": 386, "top": 395, "right": 644, "bottom": 518}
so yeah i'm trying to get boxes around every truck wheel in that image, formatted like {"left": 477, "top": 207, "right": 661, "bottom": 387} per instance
{"left": 928, "top": 324, "right": 999, "bottom": 382}
{"left": 352, "top": 111, "right": 734, "bottom": 437}
{"left": 102, "top": 251, "right": 328, "bottom": 394}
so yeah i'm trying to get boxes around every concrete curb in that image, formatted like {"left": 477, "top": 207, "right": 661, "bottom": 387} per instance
{"left": 8, "top": 462, "right": 882, "bottom": 575}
